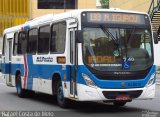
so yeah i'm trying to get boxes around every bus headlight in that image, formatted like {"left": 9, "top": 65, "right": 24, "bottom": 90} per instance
{"left": 82, "top": 73, "right": 97, "bottom": 88}
{"left": 146, "top": 73, "right": 155, "bottom": 87}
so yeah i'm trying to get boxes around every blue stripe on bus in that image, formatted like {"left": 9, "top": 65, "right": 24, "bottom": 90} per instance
{"left": 1, "top": 55, "right": 71, "bottom": 90}
{"left": 1, "top": 63, "right": 70, "bottom": 80}
{"left": 1, "top": 55, "right": 156, "bottom": 89}
{"left": 2, "top": 62, "right": 24, "bottom": 76}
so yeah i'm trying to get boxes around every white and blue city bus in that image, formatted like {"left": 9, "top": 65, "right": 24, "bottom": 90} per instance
{"left": 1, "top": 9, "right": 159, "bottom": 108}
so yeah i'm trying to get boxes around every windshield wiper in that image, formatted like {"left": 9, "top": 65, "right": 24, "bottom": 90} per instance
{"left": 99, "top": 25, "right": 119, "bottom": 48}
{"left": 127, "top": 27, "right": 136, "bottom": 44}
{"left": 100, "top": 26, "right": 126, "bottom": 69}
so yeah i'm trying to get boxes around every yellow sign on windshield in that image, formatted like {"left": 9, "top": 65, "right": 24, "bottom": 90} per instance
{"left": 88, "top": 56, "right": 115, "bottom": 64}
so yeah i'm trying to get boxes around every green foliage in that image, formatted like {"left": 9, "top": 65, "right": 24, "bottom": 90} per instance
{"left": 157, "top": 66, "right": 160, "bottom": 71}
{"left": 100, "top": 0, "right": 109, "bottom": 9}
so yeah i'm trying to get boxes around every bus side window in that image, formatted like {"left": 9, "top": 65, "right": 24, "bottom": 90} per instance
{"left": 18, "top": 31, "right": 27, "bottom": 55}
{"left": 28, "top": 28, "right": 38, "bottom": 54}
{"left": 38, "top": 25, "right": 50, "bottom": 54}
{"left": 51, "top": 31, "right": 56, "bottom": 52}
{"left": 13, "top": 33, "right": 18, "bottom": 56}
{"left": 2, "top": 34, "right": 6, "bottom": 56}
{"left": 51, "top": 22, "right": 66, "bottom": 53}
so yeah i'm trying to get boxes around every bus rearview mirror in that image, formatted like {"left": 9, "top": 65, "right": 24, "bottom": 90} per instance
{"left": 153, "top": 32, "right": 158, "bottom": 44}
{"left": 77, "top": 30, "right": 82, "bottom": 43}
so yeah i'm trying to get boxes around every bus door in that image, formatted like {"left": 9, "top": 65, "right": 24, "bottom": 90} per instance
{"left": 68, "top": 19, "right": 78, "bottom": 98}
{"left": 5, "top": 34, "right": 13, "bottom": 86}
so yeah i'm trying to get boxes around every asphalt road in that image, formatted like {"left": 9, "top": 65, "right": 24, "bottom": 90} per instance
{"left": 0, "top": 77, "right": 160, "bottom": 117}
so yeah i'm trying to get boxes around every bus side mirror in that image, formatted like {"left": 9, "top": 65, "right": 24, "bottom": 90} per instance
{"left": 77, "top": 30, "right": 82, "bottom": 43}
{"left": 153, "top": 32, "right": 158, "bottom": 44}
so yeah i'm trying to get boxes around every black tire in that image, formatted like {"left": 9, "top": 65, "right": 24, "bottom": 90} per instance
{"left": 113, "top": 101, "right": 127, "bottom": 106}
{"left": 27, "top": 90, "right": 35, "bottom": 98}
{"left": 16, "top": 74, "right": 26, "bottom": 98}
{"left": 56, "top": 80, "right": 69, "bottom": 108}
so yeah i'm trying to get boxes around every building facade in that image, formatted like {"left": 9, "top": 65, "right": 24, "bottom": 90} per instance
{"left": 31, "top": 0, "right": 96, "bottom": 18}
{"left": 109, "top": 0, "right": 152, "bottom": 12}
{"left": 0, "top": 0, "right": 96, "bottom": 37}
{"left": 0, "top": 0, "right": 30, "bottom": 36}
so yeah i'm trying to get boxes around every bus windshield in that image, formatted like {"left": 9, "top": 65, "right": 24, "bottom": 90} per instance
{"left": 82, "top": 27, "right": 153, "bottom": 71}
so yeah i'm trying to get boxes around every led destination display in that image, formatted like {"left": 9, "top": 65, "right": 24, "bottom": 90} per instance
{"left": 87, "top": 12, "right": 146, "bottom": 25}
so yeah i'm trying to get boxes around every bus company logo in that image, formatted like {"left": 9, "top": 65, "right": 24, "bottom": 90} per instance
{"left": 114, "top": 72, "right": 131, "bottom": 75}
{"left": 36, "top": 57, "right": 53, "bottom": 63}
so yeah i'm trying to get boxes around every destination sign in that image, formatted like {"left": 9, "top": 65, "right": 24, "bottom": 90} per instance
{"left": 87, "top": 12, "right": 146, "bottom": 25}
{"left": 88, "top": 56, "right": 115, "bottom": 64}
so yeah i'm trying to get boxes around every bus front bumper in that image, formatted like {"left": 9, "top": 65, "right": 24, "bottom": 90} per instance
{"left": 76, "top": 83, "right": 156, "bottom": 101}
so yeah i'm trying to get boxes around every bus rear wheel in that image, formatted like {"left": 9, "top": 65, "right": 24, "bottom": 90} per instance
{"left": 16, "top": 74, "right": 26, "bottom": 98}
{"left": 56, "top": 80, "right": 69, "bottom": 108}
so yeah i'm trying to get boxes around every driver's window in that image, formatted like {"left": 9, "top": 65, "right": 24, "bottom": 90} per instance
{"left": 18, "top": 31, "right": 27, "bottom": 55}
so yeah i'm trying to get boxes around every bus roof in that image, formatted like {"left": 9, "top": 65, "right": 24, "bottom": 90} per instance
{"left": 3, "top": 9, "right": 148, "bottom": 34}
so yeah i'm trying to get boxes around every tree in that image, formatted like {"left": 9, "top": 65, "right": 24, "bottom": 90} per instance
{"left": 100, "top": 0, "right": 109, "bottom": 9}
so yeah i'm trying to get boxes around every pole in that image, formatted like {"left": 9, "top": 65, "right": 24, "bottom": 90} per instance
{"left": 64, "top": 0, "right": 66, "bottom": 12}
{"left": 75, "top": 0, "right": 77, "bottom": 9}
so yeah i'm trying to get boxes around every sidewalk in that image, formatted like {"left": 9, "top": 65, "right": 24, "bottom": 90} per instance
{"left": 157, "top": 79, "right": 160, "bottom": 85}
{"left": 0, "top": 73, "right": 5, "bottom": 85}
{"left": 156, "top": 73, "right": 160, "bottom": 85}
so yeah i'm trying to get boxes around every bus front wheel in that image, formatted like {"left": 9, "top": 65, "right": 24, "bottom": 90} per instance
{"left": 56, "top": 80, "right": 69, "bottom": 108}
{"left": 16, "top": 74, "right": 26, "bottom": 98}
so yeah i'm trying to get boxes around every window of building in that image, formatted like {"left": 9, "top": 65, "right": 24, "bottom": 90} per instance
{"left": 18, "top": 31, "right": 27, "bottom": 55}
{"left": 38, "top": 25, "right": 50, "bottom": 54}
{"left": 13, "top": 33, "right": 18, "bottom": 56}
{"left": 38, "top": 0, "right": 77, "bottom": 9}
{"left": 51, "top": 22, "right": 66, "bottom": 53}
{"left": 99, "top": 0, "right": 109, "bottom": 9}
{"left": 28, "top": 29, "right": 38, "bottom": 54}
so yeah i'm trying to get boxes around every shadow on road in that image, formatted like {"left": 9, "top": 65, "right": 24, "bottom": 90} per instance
{"left": 9, "top": 92, "right": 143, "bottom": 113}
{"left": 70, "top": 102, "right": 141, "bottom": 113}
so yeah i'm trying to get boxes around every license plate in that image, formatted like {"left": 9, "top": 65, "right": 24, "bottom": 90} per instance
{"left": 116, "top": 95, "right": 130, "bottom": 101}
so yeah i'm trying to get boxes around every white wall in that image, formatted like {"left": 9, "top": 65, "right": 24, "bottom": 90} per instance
{"left": 0, "top": 37, "right": 3, "bottom": 50}
{"left": 154, "top": 43, "right": 160, "bottom": 66}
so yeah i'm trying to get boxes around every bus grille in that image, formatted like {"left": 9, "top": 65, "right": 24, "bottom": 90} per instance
{"left": 102, "top": 90, "right": 143, "bottom": 99}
